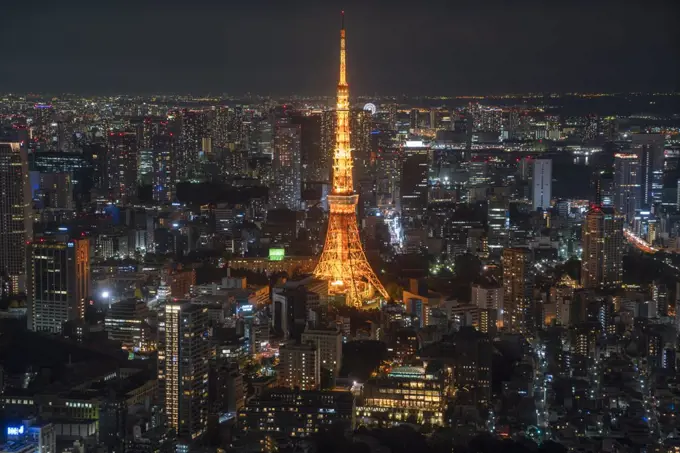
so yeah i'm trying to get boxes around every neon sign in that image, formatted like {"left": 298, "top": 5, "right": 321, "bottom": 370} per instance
{"left": 7, "top": 425, "right": 24, "bottom": 436}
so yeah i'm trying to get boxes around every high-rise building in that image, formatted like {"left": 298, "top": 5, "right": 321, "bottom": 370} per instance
{"left": 301, "top": 327, "right": 342, "bottom": 375}
{"left": 313, "top": 14, "right": 388, "bottom": 307}
{"left": 502, "top": 247, "right": 533, "bottom": 334}
{"left": 478, "top": 107, "right": 502, "bottom": 133}
{"left": 272, "top": 122, "right": 302, "bottom": 209}
{"left": 532, "top": 159, "right": 552, "bottom": 211}
{"left": 409, "top": 109, "right": 419, "bottom": 130}
{"left": 613, "top": 152, "right": 641, "bottom": 222}
{"left": 33, "top": 103, "right": 53, "bottom": 143}
{"left": 581, "top": 206, "right": 624, "bottom": 289}
{"left": 106, "top": 131, "right": 138, "bottom": 203}
{"left": 450, "top": 327, "right": 492, "bottom": 406}
{"left": 290, "top": 112, "right": 323, "bottom": 183}
{"left": 633, "top": 134, "right": 665, "bottom": 209}
{"left": 351, "top": 109, "right": 372, "bottom": 180}
{"left": 487, "top": 193, "right": 509, "bottom": 256}
{"left": 27, "top": 238, "right": 90, "bottom": 333}
{"left": 152, "top": 134, "right": 175, "bottom": 203}
{"left": 278, "top": 342, "right": 320, "bottom": 390}
{"left": 159, "top": 302, "right": 210, "bottom": 440}
{"left": 0, "top": 141, "right": 33, "bottom": 293}
{"left": 178, "top": 109, "right": 207, "bottom": 180}
{"left": 468, "top": 159, "right": 489, "bottom": 186}
{"left": 429, "top": 109, "right": 438, "bottom": 129}
{"left": 471, "top": 283, "right": 503, "bottom": 316}
{"left": 105, "top": 298, "right": 152, "bottom": 352}
{"left": 30, "top": 172, "right": 74, "bottom": 210}
{"left": 400, "top": 142, "right": 430, "bottom": 226}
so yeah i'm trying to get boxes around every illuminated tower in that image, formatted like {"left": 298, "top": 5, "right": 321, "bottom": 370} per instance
{"left": 314, "top": 12, "right": 388, "bottom": 307}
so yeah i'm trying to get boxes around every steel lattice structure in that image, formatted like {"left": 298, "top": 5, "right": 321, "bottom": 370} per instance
{"left": 313, "top": 12, "right": 389, "bottom": 307}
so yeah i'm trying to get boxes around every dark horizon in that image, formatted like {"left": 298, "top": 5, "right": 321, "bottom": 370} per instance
{"left": 1, "top": 0, "right": 678, "bottom": 96}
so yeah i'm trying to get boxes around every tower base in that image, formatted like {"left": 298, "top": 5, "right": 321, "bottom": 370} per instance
{"left": 314, "top": 195, "right": 388, "bottom": 308}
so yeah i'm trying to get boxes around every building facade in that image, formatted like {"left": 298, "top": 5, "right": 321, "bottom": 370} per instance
{"left": 27, "top": 238, "right": 90, "bottom": 333}
{"left": 0, "top": 141, "right": 32, "bottom": 293}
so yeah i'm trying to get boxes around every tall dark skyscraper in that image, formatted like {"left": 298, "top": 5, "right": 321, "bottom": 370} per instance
{"left": 33, "top": 103, "right": 53, "bottom": 144}
{"left": 409, "top": 109, "right": 419, "bottom": 130}
{"left": 351, "top": 108, "right": 372, "bottom": 180}
{"left": 272, "top": 121, "right": 302, "bottom": 210}
{"left": 27, "top": 238, "right": 90, "bottom": 333}
{"left": 399, "top": 142, "right": 430, "bottom": 226}
{"left": 290, "top": 112, "right": 323, "bottom": 183}
{"left": 613, "top": 152, "right": 641, "bottom": 223}
{"left": 106, "top": 131, "right": 138, "bottom": 203}
{"left": 178, "top": 109, "right": 208, "bottom": 180}
{"left": 502, "top": 247, "right": 533, "bottom": 334}
{"left": 0, "top": 141, "right": 32, "bottom": 292}
{"left": 581, "top": 206, "right": 624, "bottom": 289}
{"left": 152, "top": 134, "right": 176, "bottom": 203}
{"left": 633, "top": 134, "right": 665, "bottom": 209}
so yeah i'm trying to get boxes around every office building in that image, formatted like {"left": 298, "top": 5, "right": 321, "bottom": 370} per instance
{"left": 301, "top": 327, "right": 343, "bottom": 375}
{"left": 532, "top": 159, "right": 552, "bottom": 211}
{"left": 238, "top": 389, "right": 355, "bottom": 437}
{"left": 272, "top": 122, "right": 302, "bottom": 210}
{"left": 208, "top": 360, "right": 245, "bottom": 415}
{"left": 633, "top": 134, "right": 664, "bottom": 208}
{"left": 33, "top": 103, "right": 53, "bottom": 142}
{"left": 105, "top": 299, "right": 153, "bottom": 352}
{"left": 502, "top": 247, "right": 533, "bottom": 334}
{"left": 178, "top": 109, "right": 208, "bottom": 180}
{"left": 159, "top": 302, "right": 211, "bottom": 440}
{"left": 357, "top": 366, "right": 446, "bottom": 426}
{"left": 351, "top": 108, "right": 372, "bottom": 179}
{"left": 30, "top": 172, "right": 74, "bottom": 210}
{"left": 471, "top": 283, "right": 503, "bottom": 327}
{"left": 151, "top": 134, "right": 175, "bottom": 203}
{"left": 278, "top": 342, "right": 320, "bottom": 390}
{"left": 450, "top": 327, "right": 493, "bottom": 406}
{"left": 0, "top": 141, "right": 32, "bottom": 293}
{"left": 106, "top": 131, "right": 138, "bottom": 203}
{"left": 409, "top": 109, "right": 419, "bottom": 130}
{"left": 290, "top": 112, "right": 323, "bottom": 183}
{"left": 27, "top": 238, "right": 90, "bottom": 333}
{"left": 400, "top": 142, "right": 430, "bottom": 225}
{"left": 613, "top": 152, "right": 641, "bottom": 223}
{"left": 272, "top": 286, "right": 319, "bottom": 340}
{"left": 487, "top": 194, "right": 509, "bottom": 256}
{"left": 581, "top": 206, "right": 624, "bottom": 289}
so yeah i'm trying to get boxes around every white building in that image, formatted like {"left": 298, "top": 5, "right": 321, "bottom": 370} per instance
{"left": 301, "top": 327, "right": 342, "bottom": 374}
{"left": 532, "top": 159, "right": 552, "bottom": 211}
{"left": 471, "top": 284, "right": 503, "bottom": 313}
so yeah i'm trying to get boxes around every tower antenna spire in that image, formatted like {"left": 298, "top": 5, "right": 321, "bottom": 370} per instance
{"left": 341, "top": 10, "right": 345, "bottom": 30}
{"left": 314, "top": 12, "right": 389, "bottom": 307}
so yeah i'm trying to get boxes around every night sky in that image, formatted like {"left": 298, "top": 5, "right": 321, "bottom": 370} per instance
{"left": 1, "top": 0, "right": 678, "bottom": 95}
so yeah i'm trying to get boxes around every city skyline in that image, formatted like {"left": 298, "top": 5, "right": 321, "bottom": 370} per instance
{"left": 2, "top": 4, "right": 680, "bottom": 453}
{"left": 1, "top": 0, "right": 677, "bottom": 96}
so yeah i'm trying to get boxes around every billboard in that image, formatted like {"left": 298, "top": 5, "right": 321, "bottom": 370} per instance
{"left": 268, "top": 248, "right": 285, "bottom": 261}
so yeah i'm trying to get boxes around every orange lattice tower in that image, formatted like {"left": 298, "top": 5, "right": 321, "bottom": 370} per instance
{"left": 313, "top": 12, "right": 388, "bottom": 307}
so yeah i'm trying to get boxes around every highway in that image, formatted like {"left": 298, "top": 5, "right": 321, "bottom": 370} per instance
{"left": 623, "top": 229, "right": 659, "bottom": 254}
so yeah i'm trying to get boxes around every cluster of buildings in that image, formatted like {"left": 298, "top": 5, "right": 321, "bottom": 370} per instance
{"left": 2, "top": 15, "right": 680, "bottom": 453}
